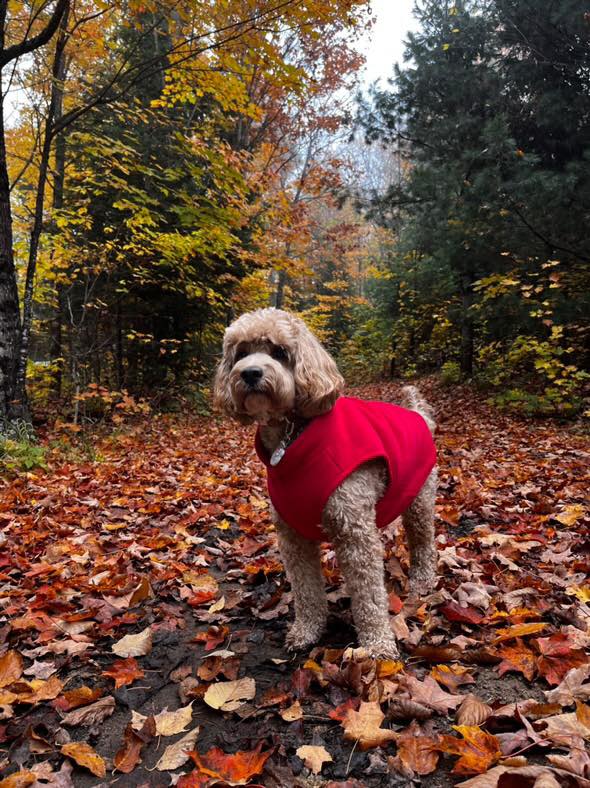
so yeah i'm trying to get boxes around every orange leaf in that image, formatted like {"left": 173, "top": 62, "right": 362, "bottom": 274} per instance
{"left": 393, "top": 720, "right": 439, "bottom": 775}
{"left": 52, "top": 686, "right": 103, "bottom": 711}
{"left": 61, "top": 742, "right": 106, "bottom": 777}
{"left": 0, "top": 651, "right": 23, "bottom": 688}
{"left": 189, "top": 741, "right": 272, "bottom": 785}
{"left": 0, "top": 772, "right": 36, "bottom": 788}
{"left": 102, "top": 657, "right": 145, "bottom": 689}
{"left": 430, "top": 664, "right": 475, "bottom": 693}
{"left": 438, "top": 726, "right": 502, "bottom": 775}
{"left": 493, "top": 622, "right": 547, "bottom": 643}
{"left": 497, "top": 640, "right": 537, "bottom": 681}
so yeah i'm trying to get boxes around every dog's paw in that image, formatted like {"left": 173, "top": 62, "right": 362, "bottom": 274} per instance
{"left": 408, "top": 567, "right": 437, "bottom": 596}
{"left": 285, "top": 620, "right": 324, "bottom": 652}
{"left": 360, "top": 633, "right": 400, "bottom": 660}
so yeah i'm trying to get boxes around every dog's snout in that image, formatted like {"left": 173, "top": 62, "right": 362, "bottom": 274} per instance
{"left": 241, "top": 366, "right": 263, "bottom": 387}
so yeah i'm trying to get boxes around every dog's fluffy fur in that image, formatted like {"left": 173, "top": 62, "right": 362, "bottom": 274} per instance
{"left": 213, "top": 308, "right": 437, "bottom": 658}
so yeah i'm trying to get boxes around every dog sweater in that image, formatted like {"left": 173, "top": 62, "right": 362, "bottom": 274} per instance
{"left": 254, "top": 396, "right": 436, "bottom": 541}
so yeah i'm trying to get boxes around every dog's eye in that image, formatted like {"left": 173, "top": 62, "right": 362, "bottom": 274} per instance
{"left": 271, "top": 346, "right": 288, "bottom": 362}
{"left": 234, "top": 348, "right": 248, "bottom": 362}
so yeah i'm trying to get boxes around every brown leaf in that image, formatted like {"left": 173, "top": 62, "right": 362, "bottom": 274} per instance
{"left": 545, "top": 665, "right": 590, "bottom": 705}
{"left": 341, "top": 700, "right": 397, "bottom": 750}
{"left": 0, "top": 651, "right": 23, "bottom": 688}
{"left": 61, "top": 696, "right": 115, "bottom": 726}
{"left": 61, "top": 742, "right": 106, "bottom": 777}
{"left": 403, "top": 675, "right": 463, "bottom": 714}
{"left": 392, "top": 720, "right": 439, "bottom": 775}
{"left": 114, "top": 719, "right": 154, "bottom": 774}
{"left": 456, "top": 694, "right": 493, "bottom": 726}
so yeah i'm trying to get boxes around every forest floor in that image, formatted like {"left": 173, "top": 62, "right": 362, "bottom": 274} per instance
{"left": 1, "top": 380, "right": 589, "bottom": 788}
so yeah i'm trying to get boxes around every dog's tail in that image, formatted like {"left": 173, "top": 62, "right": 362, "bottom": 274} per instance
{"left": 400, "top": 385, "right": 436, "bottom": 435}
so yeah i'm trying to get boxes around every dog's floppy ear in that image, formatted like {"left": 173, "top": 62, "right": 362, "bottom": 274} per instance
{"left": 292, "top": 322, "right": 344, "bottom": 418}
{"left": 212, "top": 338, "right": 253, "bottom": 425}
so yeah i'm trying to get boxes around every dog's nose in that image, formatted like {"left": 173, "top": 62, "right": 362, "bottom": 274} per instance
{"left": 241, "top": 366, "right": 263, "bottom": 387}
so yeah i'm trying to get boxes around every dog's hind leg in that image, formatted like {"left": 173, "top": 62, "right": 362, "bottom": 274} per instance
{"left": 274, "top": 510, "right": 328, "bottom": 651}
{"left": 402, "top": 467, "right": 438, "bottom": 595}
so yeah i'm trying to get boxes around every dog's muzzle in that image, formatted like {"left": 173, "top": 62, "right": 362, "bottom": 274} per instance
{"left": 241, "top": 366, "right": 264, "bottom": 388}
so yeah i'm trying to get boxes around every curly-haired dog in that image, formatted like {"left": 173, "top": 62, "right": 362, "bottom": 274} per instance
{"left": 213, "top": 308, "right": 437, "bottom": 658}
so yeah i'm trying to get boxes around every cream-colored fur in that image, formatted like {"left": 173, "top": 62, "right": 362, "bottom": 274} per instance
{"left": 213, "top": 308, "right": 438, "bottom": 658}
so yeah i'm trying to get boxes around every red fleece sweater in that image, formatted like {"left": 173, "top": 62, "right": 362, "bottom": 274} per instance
{"left": 255, "top": 396, "right": 436, "bottom": 541}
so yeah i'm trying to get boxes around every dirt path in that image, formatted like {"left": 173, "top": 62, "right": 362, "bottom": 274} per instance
{"left": 1, "top": 381, "right": 589, "bottom": 786}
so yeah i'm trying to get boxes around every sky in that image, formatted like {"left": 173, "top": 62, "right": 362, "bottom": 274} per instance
{"left": 360, "top": 0, "right": 418, "bottom": 86}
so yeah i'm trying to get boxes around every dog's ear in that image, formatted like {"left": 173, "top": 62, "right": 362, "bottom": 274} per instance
{"left": 212, "top": 340, "right": 254, "bottom": 425}
{"left": 293, "top": 322, "right": 344, "bottom": 418}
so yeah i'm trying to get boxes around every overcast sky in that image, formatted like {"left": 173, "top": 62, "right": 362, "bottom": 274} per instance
{"left": 360, "top": 0, "right": 418, "bottom": 86}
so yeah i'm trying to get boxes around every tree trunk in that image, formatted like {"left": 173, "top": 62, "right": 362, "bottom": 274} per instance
{"left": 13, "top": 6, "right": 70, "bottom": 418}
{"left": 460, "top": 271, "right": 474, "bottom": 378}
{"left": 51, "top": 68, "right": 68, "bottom": 398}
{"left": 0, "top": 73, "right": 23, "bottom": 425}
{"left": 274, "top": 270, "right": 287, "bottom": 309}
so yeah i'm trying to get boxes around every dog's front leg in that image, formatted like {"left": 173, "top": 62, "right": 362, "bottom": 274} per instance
{"left": 322, "top": 470, "right": 398, "bottom": 659}
{"left": 273, "top": 508, "right": 328, "bottom": 651}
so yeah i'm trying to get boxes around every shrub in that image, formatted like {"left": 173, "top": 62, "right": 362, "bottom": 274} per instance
{"left": 440, "top": 360, "right": 461, "bottom": 385}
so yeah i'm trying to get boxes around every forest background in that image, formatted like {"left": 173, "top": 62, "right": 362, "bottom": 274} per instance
{"left": 0, "top": 0, "right": 589, "bottom": 447}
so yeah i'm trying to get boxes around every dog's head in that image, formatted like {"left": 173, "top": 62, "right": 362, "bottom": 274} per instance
{"left": 213, "top": 308, "right": 344, "bottom": 424}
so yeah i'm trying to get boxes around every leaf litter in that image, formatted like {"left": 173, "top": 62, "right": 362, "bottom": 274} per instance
{"left": 0, "top": 380, "right": 588, "bottom": 785}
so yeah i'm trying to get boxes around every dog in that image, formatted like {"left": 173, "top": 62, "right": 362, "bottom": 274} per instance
{"left": 213, "top": 308, "right": 438, "bottom": 658}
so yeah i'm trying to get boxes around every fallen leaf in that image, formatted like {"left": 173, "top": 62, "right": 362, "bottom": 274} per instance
{"left": 440, "top": 602, "right": 483, "bottom": 625}
{"left": 493, "top": 622, "right": 547, "bottom": 643}
{"left": 456, "top": 694, "right": 493, "bottom": 726}
{"left": 545, "top": 665, "right": 590, "bottom": 705}
{"left": 403, "top": 675, "right": 463, "bottom": 714}
{"left": 189, "top": 741, "right": 272, "bottom": 785}
{"left": 155, "top": 726, "right": 200, "bottom": 770}
{"left": 0, "top": 651, "right": 23, "bottom": 688}
{"left": 497, "top": 640, "right": 537, "bottom": 681}
{"left": 341, "top": 700, "right": 397, "bottom": 750}
{"left": 280, "top": 700, "right": 303, "bottom": 721}
{"left": 102, "top": 657, "right": 145, "bottom": 689}
{"left": 61, "top": 742, "right": 106, "bottom": 777}
{"left": 538, "top": 702, "right": 590, "bottom": 746}
{"left": 431, "top": 664, "right": 475, "bottom": 693}
{"left": 296, "top": 745, "right": 333, "bottom": 774}
{"left": 0, "top": 772, "right": 36, "bottom": 788}
{"left": 132, "top": 702, "right": 194, "bottom": 736}
{"left": 61, "top": 696, "right": 116, "bottom": 726}
{"left": 52, "top": 686, "right": 103, "bottom": 712}
{"left": 204, "top": 678, "right": 256, "bottom": 712}
{"left": 554, "top": 503, "right": 585, "bottom": 526}
{"left": 535, "top": 634, "right": 588, "bottom": 686}
{"left": 114, "top": 717, "right": 155, "bottom": 773}
{"left": 392, "top": 720, "right": 439, "bottom": 775}
{"left": 438, "top": 725, "right": 502, "bottom": 775}
{"left": 111, "top": 627, "right": 152, "bottom": 657}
